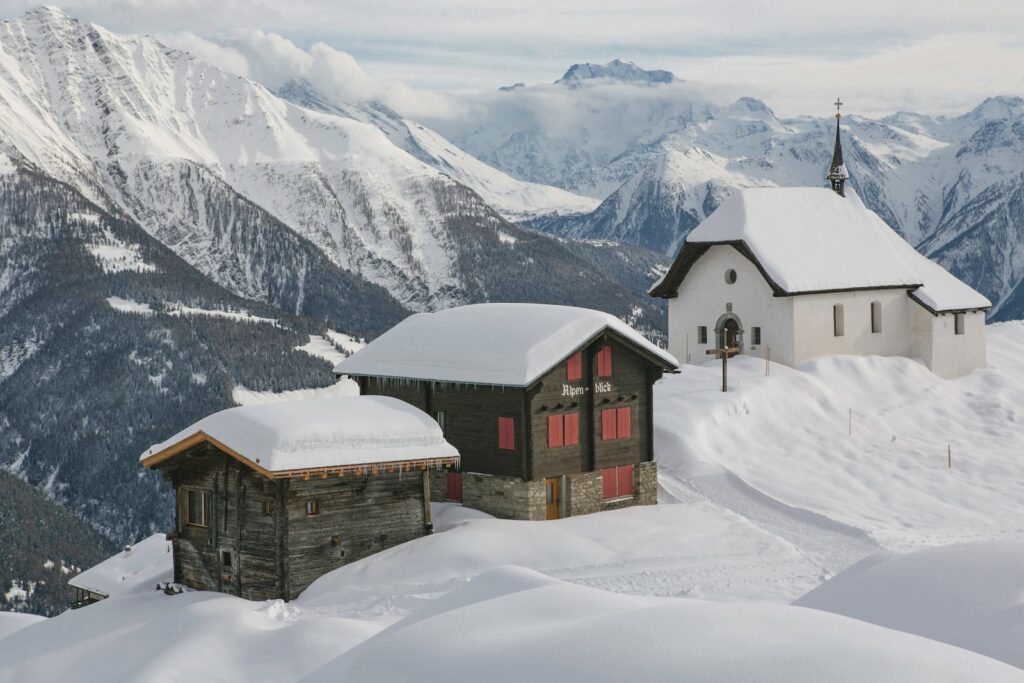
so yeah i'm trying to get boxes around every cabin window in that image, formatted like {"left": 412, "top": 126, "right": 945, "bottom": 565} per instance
{"left": 566, "top": 352, "right": 583, "bottom": 381}
{"left": 596, "top": 345, "right": 613, "bottom": 377}
{"left": 547, "top": 414, "right": 564, "bottom": 447}
{"left": 954, "top": 312, "right": 965, "bottom": 335}
{"left": 871, "top": 301, "right": 882, "bottom": 334}
{"left": 261, "top": 500, "right": 273, "bottom": 516}
{"left": 564, "top": 413, "right": 580, "bottom": 446}
{"left": 601, "top": 407, "right": 632, "bottom": 441}
{"left": 305, "top": 500, "right": 319, "bottom": 516}
{"left": 185, "top": 489, "right": 208, "bottom": 527}
{"left": 833, "top": 304, "right": 845, "bottom": 337}
{"left": 435, "top": 410, "right": 447, "bottom": 433}
{"left": 725, "top": 269, "right": 737, "bottom": 284}
{"left": 497, "top": 417, "right": 516, "bottom": 450}
{"left": 547, "top": 413, "right": 580, "bottom": 448}
{"left": 698, "top": 326, "right": 708, "bottom": 344}
{"left": 751, "top": 327, "right": 762, "bottom": 345}
{"left": 602, "top": 465, "right": 635, "bottom": 500}
{"left": 221, "top": 550, "right": 232, "bottom": 569}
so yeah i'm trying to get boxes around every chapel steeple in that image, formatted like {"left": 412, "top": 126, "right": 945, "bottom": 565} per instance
{"left": 826, "top": 97, "right": 849, "bottom": 197}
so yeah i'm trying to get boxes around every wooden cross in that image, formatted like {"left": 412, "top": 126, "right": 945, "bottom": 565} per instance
{"left": 706, "top": 344, "right": 741, "bottom": 392}
{"left": 834, "top": 97, "right": 843, "bottom": 119}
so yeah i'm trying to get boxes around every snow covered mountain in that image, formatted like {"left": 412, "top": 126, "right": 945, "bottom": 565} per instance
{"left": 555, "top": 58, "right": 677, "bottom": 88}
{"left": 426, "top": 64, "right": 1024, "bottom": 321}
{"left": 276, "top": 79, "right": 599, "bottom": 222}
{"left": 0, "top": 8, "right": 643, "bottom": 319}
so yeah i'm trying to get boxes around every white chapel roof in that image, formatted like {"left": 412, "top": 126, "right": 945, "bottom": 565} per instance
{"left": 140, "top": 396, "right": 458, "bottom": 474}
{"left": 658, "top": 187, "right": 990, "bottom": 312}
{"left": 334, "top": 303, "right": 678, "bottom": 386}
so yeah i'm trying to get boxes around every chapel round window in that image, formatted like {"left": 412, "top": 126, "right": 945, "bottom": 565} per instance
{"left": 725, "top": 269, "right": 737, "bottom": 284}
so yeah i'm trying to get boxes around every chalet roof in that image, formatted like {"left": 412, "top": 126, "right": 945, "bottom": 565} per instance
{"left": 140, "top": 396, "right": 459, "bottom": 477}
{"left": 333, "top": 303, "right": 678, "bottom": 386}
{"left": 650, "top": 188, "right": 991, "bottom": 313}
{"left": 68, "top": 534, "right": 172, "bottom": 598}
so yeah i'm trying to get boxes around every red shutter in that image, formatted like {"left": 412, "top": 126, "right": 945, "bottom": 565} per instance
{"left": 563, "top": 413, "right": 579, "bottom": 446}
{"left": 567, "top": 352, "right": 582, "bottom": 381}
{"left": 602, "top": 468, "right": 617, "bottom": 499}
{"left": 617, "top": 465, "right": 634, "bottom": 497}
{"left": 446, "top": 472, "right": 463, "bottom": 502}
{"left": 547, "top": 414, "right": 564, "bottom": 448}
{"left": 601, "top": 409, "right": 617, "bottom": 441}
{"left": 597, "top": 345, "right": 612, "bottom": 377}
{"left": 498, "top": 417, "right": 515, "bottom": 450}
{"left": 616, "top": 407, "right": 631, "bottom": 439}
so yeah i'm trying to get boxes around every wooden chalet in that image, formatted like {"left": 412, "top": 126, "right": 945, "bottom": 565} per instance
{"left": 334, "top": 304, "right": 679, "bottom": 520}
{"left": 140, "top": 396, "right": 459, "bottom": 601}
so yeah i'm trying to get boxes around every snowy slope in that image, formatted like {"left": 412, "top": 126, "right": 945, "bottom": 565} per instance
{"left": 655, "top": 322, "right": 1024, "bottom": 549}
{"left": 796, "top": 542, "right": 1024, "bottom": 670}
{"left": 3, "top": 325, "right": 1024, "bottom": 679}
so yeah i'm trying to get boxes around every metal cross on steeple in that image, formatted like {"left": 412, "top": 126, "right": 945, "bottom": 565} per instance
{"left": 826, "top": 97, "right": 848, "bottom": 196}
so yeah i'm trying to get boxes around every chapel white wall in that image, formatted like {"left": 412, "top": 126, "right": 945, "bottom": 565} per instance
{"left": 923, "top": 309, "right": 987, "bottom": 379}
{"left": 668, "top": 245, "right": 794, "bottom": 366}
{"left": 790, "top": 289, "right": 915, "bottom": 365}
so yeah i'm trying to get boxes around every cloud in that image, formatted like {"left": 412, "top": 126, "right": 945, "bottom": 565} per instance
{"left": 158, "top": 29, "right": 462, "bottom": 119}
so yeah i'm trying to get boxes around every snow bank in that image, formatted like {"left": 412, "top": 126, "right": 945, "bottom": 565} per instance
{"left": 0, "top": 590, "right": 379, "bottom": 683}
{"left": 164, "top": 303, "right": 277, "bottom": 325}
{"left": 305, "top": 566, "right": 1024, "bottom": 683}
{"left": 654, "top": 325, "right": 1024, "bottom": 549}
{"left": 141, "top": 395, "right": 457, "bottom": 472}
{"left": 299, "top": 503, "right": 821, "bottom": 607}
{"left": 232, "top": 378, "right": 359, "bottom": 406}
{"left": 335, "top": 303, "right": 677, "bottom": 386}
{"left": 0, "top": 613, "right": 45, "bottom": 641}
{"left": 684, "top": 187, "right": 989, "bottom": 311}
{"left": 795, "top": 542, "right": 1024, "bottom": 669}
{"left": 68, "top": 534, "right": 172, "bottom": 598}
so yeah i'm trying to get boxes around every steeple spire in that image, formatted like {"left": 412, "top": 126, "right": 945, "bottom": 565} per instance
{"left": 826, "top": 97, "right": 849, "bottom": 197}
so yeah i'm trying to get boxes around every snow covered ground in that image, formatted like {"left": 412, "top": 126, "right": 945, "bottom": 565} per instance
{"left": 2, "top": 323, "right": 1023, "bottom": 681}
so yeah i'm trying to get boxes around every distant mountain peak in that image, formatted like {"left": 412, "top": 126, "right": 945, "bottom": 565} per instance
{"left": 555, "top": 59, "right": 677, "bottom": 88}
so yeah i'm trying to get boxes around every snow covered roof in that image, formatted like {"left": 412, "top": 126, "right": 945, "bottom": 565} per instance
{"left": 650, "top": 187, "right": 990, "bottom": 312}
{"left": 333, "top": 304, "right": 678, "bottom": 386}
{"left": 140, "top": 396, "right": 458, "bottom": 476}
{"left": 68, "top": 534, "right": 172, "bottom": 598}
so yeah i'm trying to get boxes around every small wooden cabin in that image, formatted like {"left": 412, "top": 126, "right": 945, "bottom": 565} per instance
{"left": 334, "top": 304, "right": 678, "bottom": 521}
{"left": 140, "top": 396, "right": 459, "bottom": 601}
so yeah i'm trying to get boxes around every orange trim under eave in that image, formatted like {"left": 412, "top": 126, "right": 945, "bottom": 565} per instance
{"left": 139, "top": 431, "right": 460, "bottom": 480}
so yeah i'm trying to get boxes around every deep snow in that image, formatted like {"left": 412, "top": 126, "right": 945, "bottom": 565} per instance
{"left": 2, "top": 323, "right": 1023, "bottom": 681}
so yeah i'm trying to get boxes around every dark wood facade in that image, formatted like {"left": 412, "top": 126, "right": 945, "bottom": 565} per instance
{"left": 354, "top": 329, "right": 671, "bottom": 519}
{"left": 155, "top": 443, "right": 435, "bottom": 601}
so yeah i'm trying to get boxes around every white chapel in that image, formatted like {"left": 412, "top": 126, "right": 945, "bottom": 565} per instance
{"left": 649, "top": 107, "right": 991, "bottom": 379}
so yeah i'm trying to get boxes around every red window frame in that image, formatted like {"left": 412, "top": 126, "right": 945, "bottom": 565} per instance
{"left": 601, "top": 465, "right": 635, "bottom": 500}
{"left": 566, "top": 352, "right": 583, "bottom": 381}
{"left": 596, "top": 345, "right": 613, "bottom": 377}
{"left": 601, "top": 408, "right": 617, "bottom": 441}
{"left": 616, "top": 407, "right": 631, "bottom": 439}
{"left": 564, "top": 413, "right": 580, "bottom": 446}
{"left": 498, "top": 416, "right": 515, "bottom": 450}
{"left": 548, "top": 413, "right": 580, "bottom": 448}
{"left": 601, "top": 407, "right": 632, "bottom": 441}
{"left": 547, "top": 414, "right": 564, "bottom": 448}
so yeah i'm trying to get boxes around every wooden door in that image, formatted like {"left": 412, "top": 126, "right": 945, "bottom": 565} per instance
{"left": 446, "top": 471, "right": 463, "bottom": 502}
{"left": 545, "top": 477, "right": 560, "bottom": 520}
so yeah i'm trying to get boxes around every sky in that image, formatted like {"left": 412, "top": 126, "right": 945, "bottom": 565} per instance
{"left": 5, "top": 1, "right": 1024, "bottom": 118}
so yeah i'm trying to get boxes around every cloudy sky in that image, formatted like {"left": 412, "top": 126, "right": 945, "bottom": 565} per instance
{"left": 6, "top": 1, "right": 1024, "bottom": 117}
